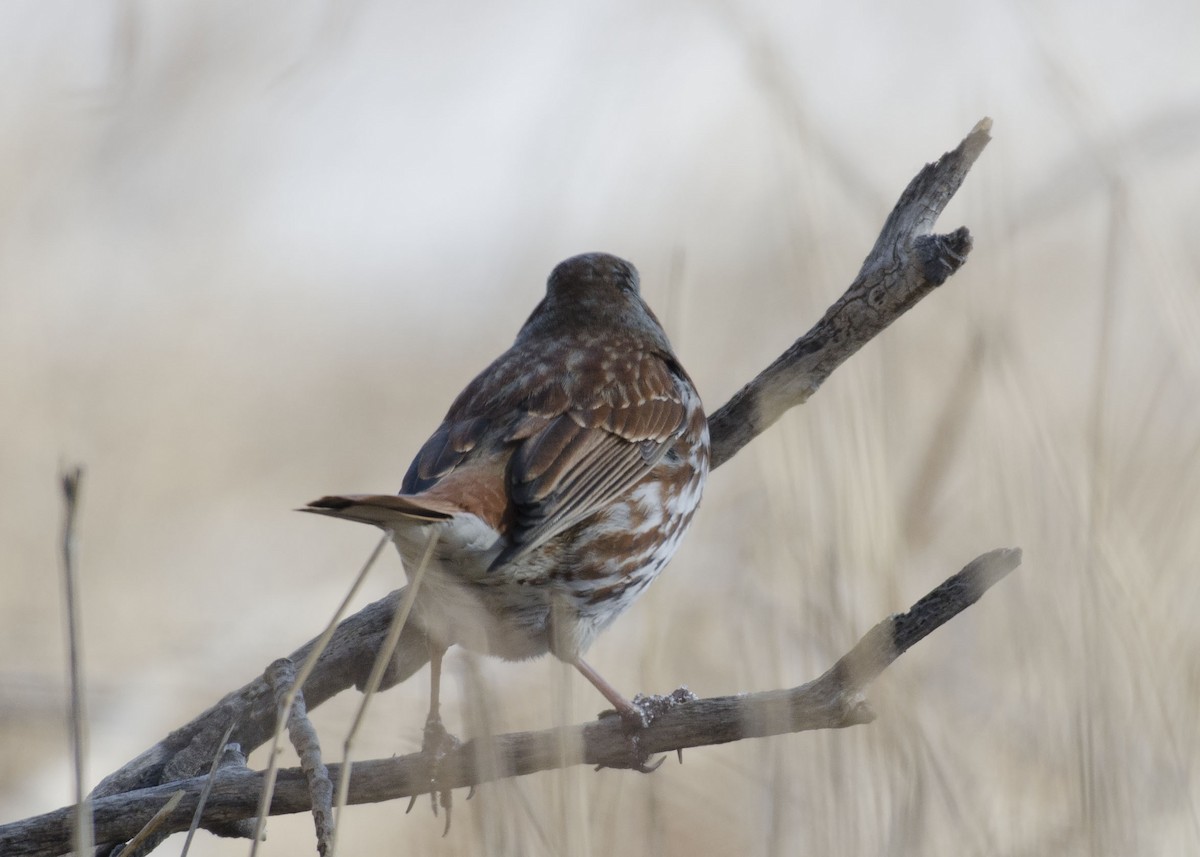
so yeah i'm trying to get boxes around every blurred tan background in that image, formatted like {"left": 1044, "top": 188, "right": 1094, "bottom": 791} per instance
{"left": 3, "top": 1, "right": 1199, "bottom": 854}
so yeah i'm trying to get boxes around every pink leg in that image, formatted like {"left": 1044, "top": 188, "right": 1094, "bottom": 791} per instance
{"left": 571, "top": 657, "right": 665, "bottom": 772}
{"left": 410, "top": 641, "right": 457, "bottom": 832}
{"left": 426, "top": 643, "right": 447, "bottom": 729}
{"left": 571, "top": 657, "right": 642, "bottom": 724}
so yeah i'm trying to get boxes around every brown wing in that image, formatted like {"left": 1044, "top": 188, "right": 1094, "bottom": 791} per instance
{"left": 398, "top": 344, "right": 693, "bottom": 566}
{"left": 492, "top": 355, "right": 690, "bottom": 567}
{"left": 402, "top": 416, "right": 491, "bottom": 493}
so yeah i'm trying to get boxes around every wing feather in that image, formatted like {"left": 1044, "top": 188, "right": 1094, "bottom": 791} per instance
{"left": 493, "top": 358, "right": 690, "bottom": 567}
{"left": 398, "top": 345, "right": 695, "bottom": 568}
{"left": 402, "top": 417, "right": 491, "bottom": 493}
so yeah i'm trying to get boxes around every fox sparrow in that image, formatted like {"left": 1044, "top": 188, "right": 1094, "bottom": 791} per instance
{"left": 305, "top": 252, "right": 709, "bottom": 735}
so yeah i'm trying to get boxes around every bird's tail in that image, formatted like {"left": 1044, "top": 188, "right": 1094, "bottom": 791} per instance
{"left": 301, "top": 493, "right": 460, "bottom": 528}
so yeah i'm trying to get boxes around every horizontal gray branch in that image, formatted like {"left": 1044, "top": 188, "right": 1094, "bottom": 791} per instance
{"left": 0, "top": 548, "right": 1020, "bottom": 855}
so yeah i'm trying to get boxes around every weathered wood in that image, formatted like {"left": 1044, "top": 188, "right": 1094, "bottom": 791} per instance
{"left": 708, "top": 118, "right": 990, "bottom": 468}
{"left": 1, "top": 118, "right": 997, "bottom": 856}
{"left": 0, "top": 549, "right": 1019, "bottom": 856}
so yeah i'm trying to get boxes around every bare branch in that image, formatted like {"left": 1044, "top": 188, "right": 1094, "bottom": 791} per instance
{"left": 89, "top": 590, "right": 433, "bottom": 802}
{"left": 180, "top": 720, "right": 240, "bottom": 856}
{"left": 1, "top": 548, "right": 1020, "bottom": 855}
{"left": 708, "top": 117, "right": 992, "bottom": 469}
{"left": 266, "top": 659, "right": 334, "bottom": 856}
{"left": 7, "top": 120, "right": 996, "bottom": 856}
{"left": 115, "top": 790, "right": 182, "bottom": 857}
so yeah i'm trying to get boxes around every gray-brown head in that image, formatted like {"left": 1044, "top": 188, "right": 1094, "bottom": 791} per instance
{"left": 517, "top": 253, "right": 671, "bottom": 351}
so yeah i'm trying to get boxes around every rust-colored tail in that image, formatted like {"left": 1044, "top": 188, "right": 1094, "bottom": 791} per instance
{"left": 301, "top": 493, "right": 460, "bottom": 528}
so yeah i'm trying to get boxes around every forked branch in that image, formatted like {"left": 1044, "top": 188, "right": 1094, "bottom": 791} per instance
{"left": 0, "top": 549, "right": 1020, "bottom": 854}
{"left": 708, "top": 117, "right": 991, "bottom": 467}
{"left": 0, "top": 119, "right": 997, "bottom": 856}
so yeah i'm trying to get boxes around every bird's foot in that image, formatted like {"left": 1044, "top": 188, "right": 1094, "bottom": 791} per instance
{"left": 597, "top": 686, "right": 696, "bottom": 773}
{"left": 405, "top": 714, "right": 462, "bottom": 835}
{"left": 630, "top": 686, "right": 697, "bottom": 720}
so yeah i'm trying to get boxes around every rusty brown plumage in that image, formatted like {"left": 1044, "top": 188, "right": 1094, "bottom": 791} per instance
{"left": 305, "top": 252, "right": 709, "bottom": 740}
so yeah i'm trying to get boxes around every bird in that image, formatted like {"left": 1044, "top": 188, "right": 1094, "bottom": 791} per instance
{"left": 304, "top": 252, "right": 709, "bottom": 749}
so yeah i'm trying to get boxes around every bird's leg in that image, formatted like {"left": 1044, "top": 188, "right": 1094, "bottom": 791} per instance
{"left": 407, "top": 642, "right": 460, "bottom": 834}
{"left": 572, "top": 656, "right": 646, "bottom": 726}
{"left": 425, "top": 642, "right": 448, "bottom": 738}
{"left": 571, "top": 657, "right": 667, "bottom": 773}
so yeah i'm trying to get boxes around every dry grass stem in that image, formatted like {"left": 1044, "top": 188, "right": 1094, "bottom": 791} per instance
{"left": 330, "top": 530, "right": 438, "bottom": 857}
{"left": 0, "top": 548, "right": 1017, "bottom": 852}
{"left": 249, "top": 531, "right": 392, "bottom": 854}
{"left": 179, "top": 720, "right": 237, "bottom": 857}
{"left": 59, "top": 466, "right": 94, "bottom": 857}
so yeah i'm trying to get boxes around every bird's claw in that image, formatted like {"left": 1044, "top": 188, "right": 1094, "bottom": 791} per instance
{"left": 407, "top": 714, "right": 461, "bottom": 834}
{"left": 629, "top": 741, "right": 666, "bottom": 773}
{"left": 596, "top": 686, "right": 696, "bottom": 773}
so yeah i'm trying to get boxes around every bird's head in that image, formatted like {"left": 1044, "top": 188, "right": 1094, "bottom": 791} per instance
{"left": 519, "top": 253, "right": 669, "bottom": 347}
